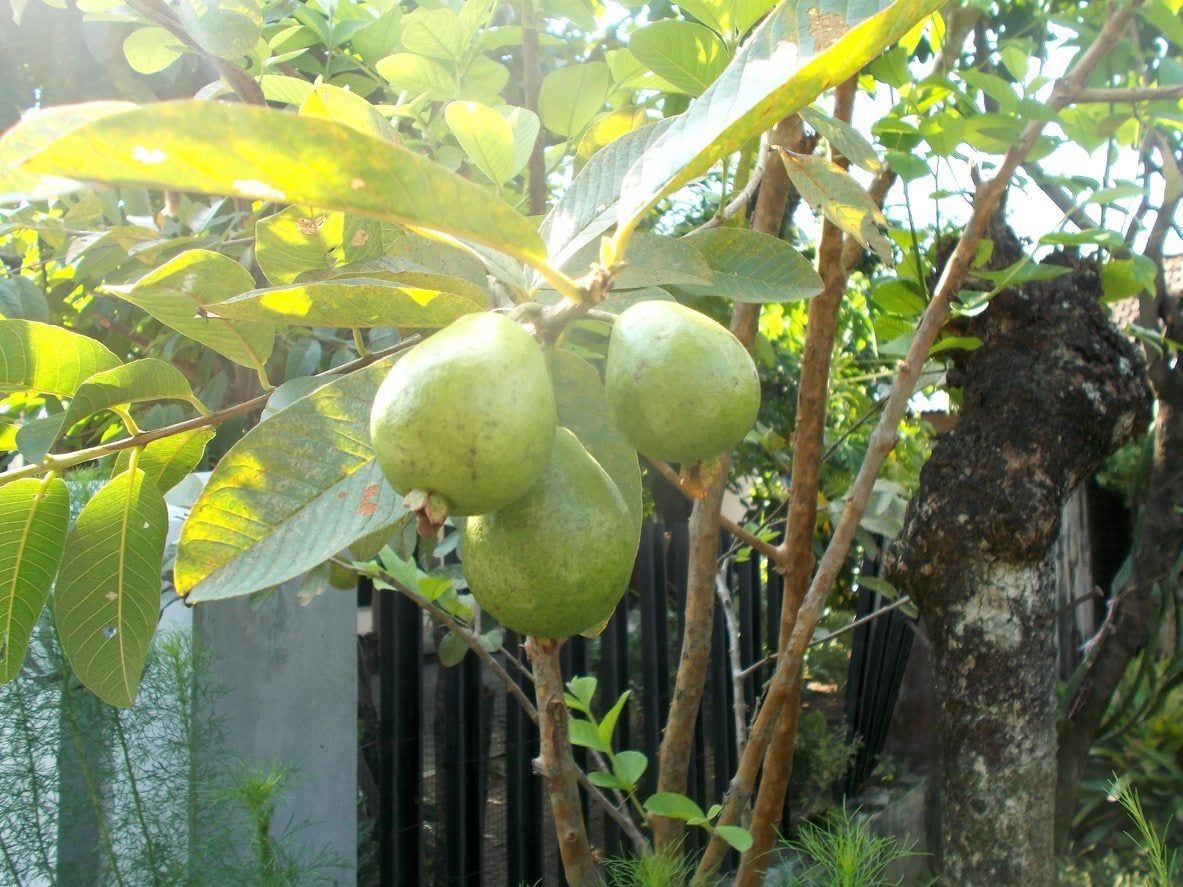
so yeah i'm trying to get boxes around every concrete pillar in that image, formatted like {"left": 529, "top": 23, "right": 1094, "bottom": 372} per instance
{"left": 195, "top": 580, "right": 357, "bottom": 884}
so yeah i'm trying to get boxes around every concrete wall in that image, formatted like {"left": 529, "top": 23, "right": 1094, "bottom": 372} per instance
{"left": 195, "top": 581, "right": 357, "bottom": 884}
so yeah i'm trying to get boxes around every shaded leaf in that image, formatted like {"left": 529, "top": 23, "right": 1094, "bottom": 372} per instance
{"left": 54, "top": 466, "right": 168, "bottom": 708}
{"left": 715, "top": 825, "right": 754, "bottom": 852}
{"left": 22, "top": 101, "right": 547, "bottom": 265}
{"left": 615, "top": 0, "right": 942, "bottom": 239}
{"left": 800, "top": 105, "right": 883, "bottom": 172}
{"left": 0, "top": 477, "right": 70, "bottom": 684}
{"left": 208, "top": 278, "right": 484, "bottom": 328}
{"left": 780, "top": 151, "right": 893, "bottom": 262}
{"left": 0, "top": 276, "right": 50, "bottom": 322}
{"left": 568, "top": 717, "right": 608, "bottom": 751}
{"left": 559, "top": 231, "right": 713, "bottom": 288}
{"left": 683, "top": 227, "right": 822, "bottom": 302}
{"left": 108, "top": 249, "right": 275, "bottom": 368}
{"left": 176, "top": 361, "right": 407, "bottom": 603}
{"left": 437, "top": 631, "right": 468, "bottom": 666}
{"left": 613, "top": 750, "right": 648, "bottom": 788}
{"left": 0, "top": 320, "right": 121, "bottom": 397}
{"left": 15, "top": 415, "right": 64, "bottom": 464}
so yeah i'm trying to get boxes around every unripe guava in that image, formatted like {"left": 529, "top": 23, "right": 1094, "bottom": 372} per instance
{"left": 605, "top": 301, "right": 760, "bottom": 464}
{"left": 369, "top": 312, "right": 557, "bottom": 516}
{"left": 461, "top": 428, "right": 635, "bottom": 638}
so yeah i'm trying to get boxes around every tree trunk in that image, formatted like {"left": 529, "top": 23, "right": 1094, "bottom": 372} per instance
{"left": 887, "top": 253, "right": 1151, "bottom": 884}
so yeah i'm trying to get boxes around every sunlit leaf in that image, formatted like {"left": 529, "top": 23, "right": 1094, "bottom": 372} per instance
{"left": 539, "top": 63, "right": 612, "bottom": 137}
{"left": 107, "top": 249, "right": 275, "bottom": 368}
{"left": 445, "top": 101, "right": 517, "bottom": 185}
{"left": 55, "top": 359, "right": 198, "bottom": 445}
{"left": 376, "top": 52, "right": 455, "bottom": 100}
{"left": 630, "top": 21, "right": 729, "bottom": 97}
{"left": 615, "top": 0, "right": 943, "bottom": 243}
{"left": 780, "top": 151, "right": 893, "bottom": 262}
{"left": 123, "top": 26, "right": 187, "bottom": 75}
{"left": 178, "top": 0, "right": 262, "bottom": 60}
{"left": 208, "top": 278, "right": 485, "bottom": 328}
{"left": 0, "top": 320, "right": 121, "bottom": 397}
{"left": 300, "top": 83, "right": 398, "bottom": 142}
{"left": 176, "top": 361, "right": 407, "bottom": 603}
{"left": 22, "top": 101, "right": 547, "bottom": 265}
{"left": 801, "top": 105, "right": 884, "bottom": 172}
{"left": 112, "top": 428, "right": 215, "bottom": 494}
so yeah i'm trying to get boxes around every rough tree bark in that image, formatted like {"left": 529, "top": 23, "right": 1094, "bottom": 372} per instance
{"left": 1054, "top": 253, "right": 1183, "bottom": 850}
{"left": 887, "top": 248, "right": 1151, "bottom": 885}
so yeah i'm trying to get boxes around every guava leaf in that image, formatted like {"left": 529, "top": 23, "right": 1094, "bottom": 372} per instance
{"left": 0, "top": 477, "right": 70, "bottom": 684}
{"left": 682, "top": 228, "right": 823, "bottom": 303}
{"left": 176, "top": 361, "right": 406, "bottom": 603}
{"left": 0, "top": 320, "right": 121, "bottom": 397}
{"left": 112, "top": 428, "right": 215, "bottom": 494}
{"left": 54, "top": 467, "right": 168, "bottom": 708}
{"left": 55, "top": 359, "right": 198, "bottom": 445}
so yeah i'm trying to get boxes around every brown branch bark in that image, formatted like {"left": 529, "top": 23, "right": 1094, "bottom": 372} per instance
{"left": 650, "top": 116, "right": 804, "bottom": 849}
{"left": 736, "top": 77, "right": 858, "bottom": 887}
{"left": 526, "top": 638, "right": 600, "bottom": 886}
{"left": 693, "top": 4, "right": 1145, "bottom": 878}
{"left": 1021, "top": 161, "right": 1099, "bottom": 232}
{"left": 520, "top": 4, "right": 547, "bottom": 217}
{"left": 1072, "top": 84, "right": 1183, "bottom": 103}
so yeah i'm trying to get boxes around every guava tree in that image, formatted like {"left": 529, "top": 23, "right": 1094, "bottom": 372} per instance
{"left": 1, "top": 0, "right": 1180, "bottom": 883}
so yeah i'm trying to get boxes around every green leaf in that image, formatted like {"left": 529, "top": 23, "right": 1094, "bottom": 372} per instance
{"left": 22, "top": 101, "right": 547, "bottom": 266}
{"left": 107, "top": 249, "right": 275, "bottom": 369}
{"left": 612, "top": 750, "right": 648, "bottom": 788}
{"left": 780, "top": 152, "right": 893, "bottom": 262}
{"left": 801, "top": 105, "right": 884, "bottom": 172}
{"left": 598, "top": 689, "right": 631, "bottom": 748}
{"left": 54, "top": 466, "right": 168, "bottom": 708}
{"left": 401, "top": 8, "right": 468, "bottom": 61}
{"left": 0, "top": 477, "right": 70, "bottom": 684}
{"left": 615, "top": 0, "right": 943, "bottom": 239}
{"left": 437, "top": 631, "right": 468, "bottom": 666}
{"left": 0, "top": 101, "right": 135, "bottom": 203}
{"left": 541, "top": 118, "right": 676, "bottom": 269}
{"left": 207, "top": 278, "right": 485, "bottom": 328}
{"left": 500, "top": 106, "right": 542, "bottom": 180}
{"left": 567, "top": 674, "right": 598, "bottom": 708}
{"left": 714, "top": 825, "right": 754, "bottom": 852}
{"left": 260, "top": 74, "right": 317, "bottom": 106}
{"left": 975, "top": 261, "right": 1070, "bottom": 286}
{"left": 855, "top": 575, "right": 900, "bottom": 599}
{"left": 871, "top": 278, "right": 925, "bottom": 316}
{"left": 645, "top": 792, "right": 708, "bottom": 821}
{"left": 112, "top": 428, "right": 214, "bottom": 494}
{"left": 376, "top": 53, "right": 455, "bottom": 100}
{"left": 0, "top": 320, "right": 121, "bottom": 397}
{"left": 539, "top": 63, "right": 612, "bottom": 137}
{"left": 0, "top": 276, "right": 50, "bottom": 322}
{"left": 300, "top": 83, "right": 397, "bottom": 142}
{"left": 55, "top": 359, "right": 197, "bottom": 445}
{"left": 568, "top": 717, "right": 608, "bottom": 751}
{"left": 445, "top": 101, "right": 518, "bottom": 185}
{"left": 123, "top": 26, "right": 187, "bottom": 75}
{"left": 176, "top": 361, "right": 407, "bottom": 603}
{"left": 559, "top": 231, "right": 713, "bottom": 288}
{"left": 588, "top": 770, "right": 622, "bottom": 788}
{"left": 16, "top": 416, "right": 64, "bottom": 464}
{"left": 255, "top": 206, "right": 344, "bottom": 286}
{"left": 682, "top": 228, "right": 823, "bottom": 303}
{"left": 1101, "top": 257, "right": 1158, "bottom": 302}
{"left": 629, "top": 21, "right": 729, "bottom": 97}
{"left": 677, "top": 0, "right": 775, "bottom": 38}
{"left": 1038, "top": 228, "right": 1125, "bottom": 250}
{"left": 178, "top": 0, "right": 262, "bottom": 60}
{"left": 550, "top": 351, "right": 642, "bottom": 532}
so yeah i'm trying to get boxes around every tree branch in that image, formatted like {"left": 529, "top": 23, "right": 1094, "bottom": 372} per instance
{"left": 526, "top": 637, "right": 601, "bottom": 885}
{"left": 1071, "top": 84, "right": 1183, "bottom": 103}
{"left": 693, "top": 3, "right": 1146, "bottom": 878}
{"left": 1021, "top": 162, "right": 1098, "bottom": 232}
{"left": 650, "top": 115, "right": 805, "bottom": 849}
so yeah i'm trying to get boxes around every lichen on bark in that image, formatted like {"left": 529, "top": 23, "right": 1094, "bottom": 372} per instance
{"left": 887, "top": 250, "right": 1151, "bottom": 884}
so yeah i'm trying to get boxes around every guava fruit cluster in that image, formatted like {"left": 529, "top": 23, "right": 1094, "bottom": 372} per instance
{"left": 368, "top": 302, "right": 760, "bottom": 639}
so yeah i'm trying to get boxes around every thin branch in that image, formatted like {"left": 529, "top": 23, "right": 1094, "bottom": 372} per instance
{"left": 519, "top": 3, "right": 547, "bottom": 217}
{"left": 690, "top": 135, "right": 768, "bottom": 234}
{"left": 715, "top": 571, "right": 749, "bottom": 749}
{"left": 1071, "top": 84, "right": 1183, "bottom": 103}
{"left": 0, "top": 335, "right": 423, "bottom": 486}
{"left": 1020, "top": 162, "right": 1098, "bottom": 232}
{"left": 362, "top": 561, "right": 649, "bottom": 852}
{"left": 526, "top": 637, "right": 600, "bottom": 886}
{"left": 694, "top": 3, "right": 1146, "bottom": 879}
{"left": 643, "top": 456, "right": 783, "bottom": 564}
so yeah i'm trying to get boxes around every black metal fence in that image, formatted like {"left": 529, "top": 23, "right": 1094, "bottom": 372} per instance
{"left": 367, "top": 520, "right": 913, "bottom": 886}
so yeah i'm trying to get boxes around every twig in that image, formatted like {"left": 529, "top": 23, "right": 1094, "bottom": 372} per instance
{"left": 1020, "top": 162, "right": 1098, "bottom": 232}
{"left": 643, "top": 456, "right": 783, "bottom": 564}
{"left": 0, "top": 335, "right": 422, "bottom": 486}
{"left": 694, "top": 4, "right": 1146, "bottom": 879}
{"left": 519, "top": 3, "right": 547, "bottom": 217}
{"left": 361, "top": 561, "right": 648, "bottom": 853}
{"left": 1072, "top": 84, "right": 1183, "bottom": 103}
{"left": 690, "top": 136, "right": 768, "bottom": 234}
{"left": 715, "top": 571, "right": 749, "bottom": 749}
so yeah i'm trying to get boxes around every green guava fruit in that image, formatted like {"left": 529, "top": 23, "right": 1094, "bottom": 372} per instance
{"left": 369, "top": 312, "right": 557, "bottom": 516}
{"left": 461, "top": 427, "right": 635, "bottom": 638}
{"left": 605, "top": 301, "right": 760, "bottom": 464}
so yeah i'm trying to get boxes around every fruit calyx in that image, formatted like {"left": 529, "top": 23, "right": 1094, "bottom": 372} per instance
{"left": 404, "top": 488, "right": 450, "bottom": 538}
